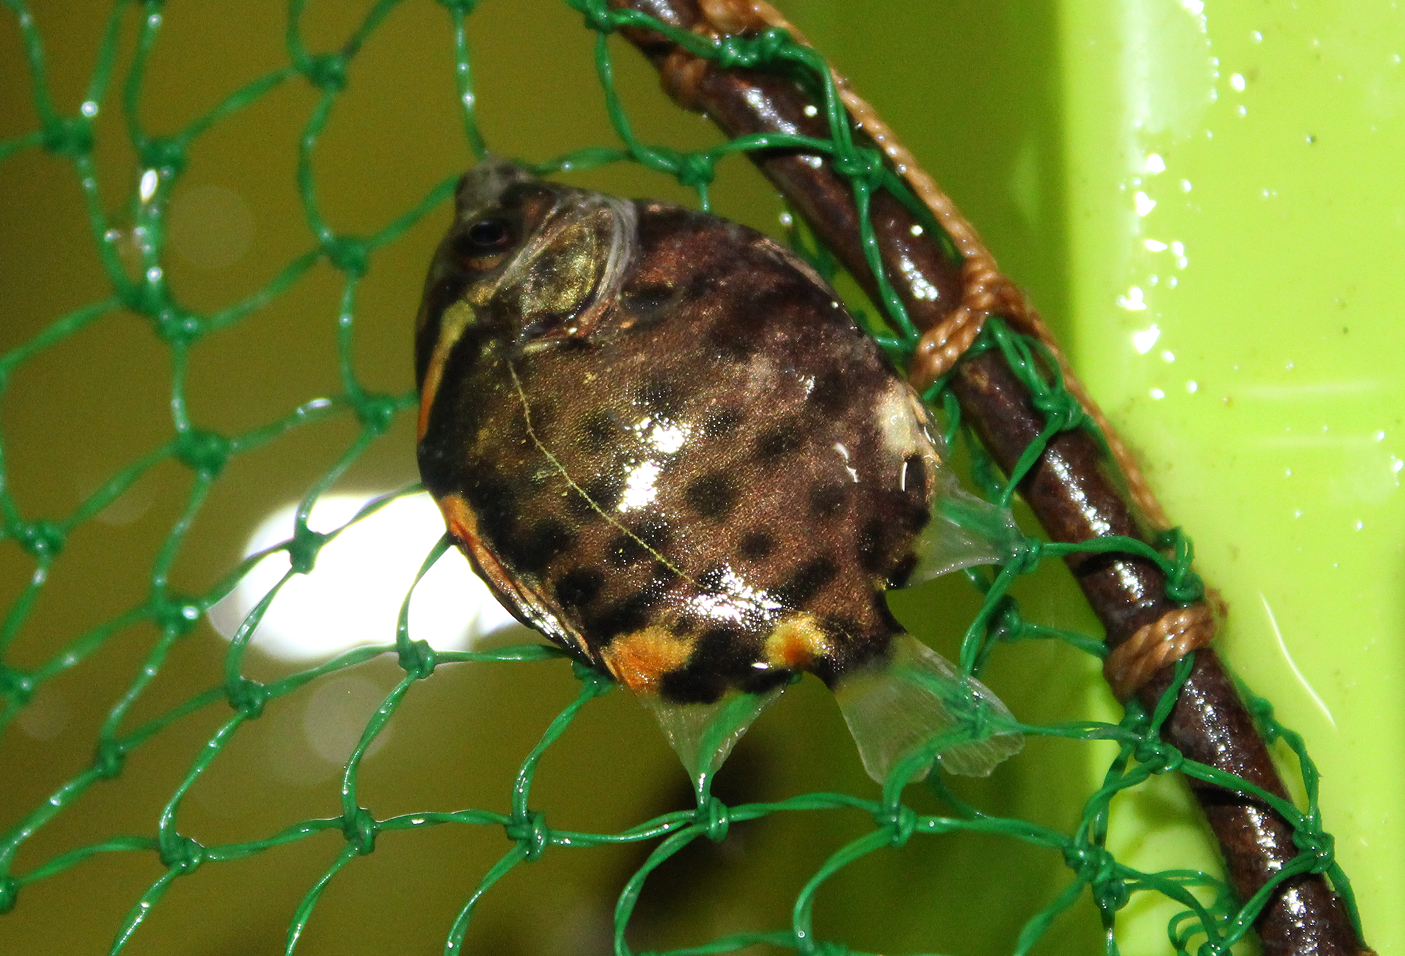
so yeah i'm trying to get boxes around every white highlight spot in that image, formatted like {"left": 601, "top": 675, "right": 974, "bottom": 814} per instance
{"left": 80, "top": 100, "right": 99, "bottom": 117}
{"left": 1161, "top": 350, "right": 1176, "bottom": 362}
{"left": 1134, "top": 191, "right": 1157, "bottom": 216}
{"left": 1230, "top": 73, "right": 1246, "bottom": 91}
{"left": 1119, "top": 286, "right": 1148, "bottom": 311}
{"left": 619, "top": 460, "right": 662, "bottom": 512}
{"left": 1186, "top": 380, "right": 1199, "bottom": 393}
{"left": 1144, "top": 153, "right": 1166, "bottom": 174}
{"left": 1144, "top": 238, "right": 1169, "bottom": 252}
{"left": 207, "top": 492, "right": 516, "bottom": 662}
{"left": 139, "top": 169, "right": 159, "bottom": 203}
{"left": 1133, "top": 324, "right": 1161, "bottom": 353}
{"left": 1149, "top": 388, "right": 1166, "bottom": 400}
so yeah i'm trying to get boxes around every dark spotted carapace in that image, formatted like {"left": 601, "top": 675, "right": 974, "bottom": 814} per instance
{"left": 415, "top": 160, "right": 1020, "bottom": 784}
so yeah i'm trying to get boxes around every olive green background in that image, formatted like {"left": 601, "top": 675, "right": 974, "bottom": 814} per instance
{"left": 0, "top": 1, "right": 1399, "bottom": 954}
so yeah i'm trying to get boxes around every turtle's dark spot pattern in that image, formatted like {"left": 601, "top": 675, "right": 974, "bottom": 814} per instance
{"left": 773, "top": 556, "right": 839, "bottom": 607}
{"left": 589, "top": 591, "right": 658, "bottom": 644}
{"left": 619, "top": 284, "right": 674, "bottom": 328}
{"left": 461, "top": 468, "right": 518, "bottom": 548}
{"left": 635, "top": 376, "right": 681, "bottom": 417}
{"left": 582, "top": 474, "right": 624, "bottom": 512}
{"left": 757, "top": 420, "right": 805, "bottom": 462}
{"left": 632, "top": 516, "right": 674, "bottom": 551}
{"left": 555, "top": 567, "right": 605, "bottom": 609}
{"left": 808, "top": 368, "right": 850, "bottom": 415}
{"left": 738, "top": 530, "right": 775, "bottom": 561}
{"left": 902, "top": 454, "right": 926, "bottom": 495}
{"left": 684, "top": 472, "right": 738, "bottom": 520}
{"left": 606, "top": 532, "right": 646, "bottom": 567}
{"left": 579, "top": 411, "right": 615, "bottom": 453}
{"left": 887, "top": 554, "right": 918, "bottom": 589}
{"left": 700, "top": 408, "right": 742, "bottom": 439}
{"left": 809, "top": 481, "right": 848, "bottom": 518}
{"left": 514, "top": 517, "right": 574, "bottom": 573}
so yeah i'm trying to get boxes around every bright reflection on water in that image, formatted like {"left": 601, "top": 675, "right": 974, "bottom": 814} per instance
{"left": 207, "top": 492, "right": 517, "bottom": 661}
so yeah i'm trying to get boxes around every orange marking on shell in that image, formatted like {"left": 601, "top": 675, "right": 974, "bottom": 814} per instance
{"left": 764, "top": 613, "right": 833, "bottom": 670}
{"left": 600, "top": 627, "right": 694, "bottom": 693}
{"left": 437, "top": 492, "right": 480, "bottom": 546}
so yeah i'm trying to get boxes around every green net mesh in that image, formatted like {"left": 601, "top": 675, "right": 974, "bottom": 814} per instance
{"left": 0, "top": 1, "right": 1366, "bottom": 954}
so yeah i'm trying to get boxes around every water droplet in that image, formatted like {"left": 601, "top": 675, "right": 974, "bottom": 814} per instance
{"left": 1251, "top": 30, "right": 1264, "bottom": 43}
{"left": 909, "top": 224, "right": 923, "bottom": 236}
{"left": 1162, "top": 350, "right": 1176, "bottom": 362}
{"left": 1132, "top": 324, "right": 1160, "bottom": 351}
{"left": 139, "top": 169, "right": 159, "bottom": 203}
{"left": 1186, "top": 380, "right": 1198, "bottom": 392}
{"left": 80, "top": 100, "right": 99, "bottom": 117}
{"left": 1230, "top": 73, "right": 1247, "bottom": 91}
{"left": 1120, "top": 287, "right": 1149, "bottom": 312}
{"left": 1149, "top": 388, "right": 1166, "bottom": 400}
{"left": 1144, "top": 238, "right": 1169, "bottom": 252}
{"left": 1144, "top": 153, "right": 1166, "bottom": 174}
{"left": 1134, "top": 191, "right": 1157, "bottom": 216}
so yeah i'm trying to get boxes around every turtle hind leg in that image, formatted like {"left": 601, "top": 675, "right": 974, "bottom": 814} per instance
{"left": 641, "top": 684, "right": 788, "bottom": 800}
{"left": 833, "top": 631, "right": 1022, "bottom": 784}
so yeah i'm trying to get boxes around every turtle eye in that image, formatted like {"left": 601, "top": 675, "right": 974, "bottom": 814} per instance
{"left": 451, "top": 216, "right": 515, "bottom": 268}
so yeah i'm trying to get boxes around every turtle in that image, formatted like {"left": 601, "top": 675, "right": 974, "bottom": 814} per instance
{"left": 414, "top": 159, "right": 1021, "bottom": 789}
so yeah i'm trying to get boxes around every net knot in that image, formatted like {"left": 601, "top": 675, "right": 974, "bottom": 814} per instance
{"left": 138, "top": 137, "right": 187, "bottom": 177}
{"left": 712, "top": 29, "right": 789, "bottom": 71}
{"left": 988, "top": 596, "right": 1026, "bottom": 644}
{"left": 697, "top": 797, "right": 731, "bottom": 843}
{"left": 323, "top": 235, "right": 369, "bottom": 277}
{"left": 398, "top": 639, "right": 438, "bottom": 680}
{"left": 1061, "top": 842, "right": 1127, "bottom": 911}
{"left": 1003, "top": 535, "right": 1044, "bottom": 578}
{"left": 875, "top": 804, "right": 917, "bottom": 848}
{"left": 1132, "top": 736, "right": 1184, "bottom": 775}
{"left": 0, "top": 876, "right": 17, "bottom": 915}
{"left": 41, "top": 115, "right": 94, "bottom": 158}
{"left": 505, "top": 810, "right": 550, "bottom": 861}
{"left": 341, "top": 807, "right": 379, "bottom": 855}
{"left": 570, "top": 658, "right": 613, "bottom": 691}
{"left": 151, "top": 593, "right": 202, "bottom": 638}
{"left": 354, "top": 392, "right": 398, "bottom": 436}
{"left": 92, "top": 738, "right": 127, "bottom": 780}
{"left": 580, "top": 2, "right": 618, "bottom": 35}
{"left": 287, "top": 523, "right": 327, "bottom": 575}
{"left": 153, "top": 312, "right": 204, "bottom": 346}
{"left": 302, "top": 53, "right": 349, "bottom": 92}
{"left": 673, "top": 152, "right": 715, "bottom": 190}
{"left": 0, "top": 665, "right": 35, "bottom": 706}
{"left": 1292, "top": 813, "right": 1336, "bottom": 874}
{"left": 831, "top": 147, "right": 887, "bottom": 193}
{"left": 226, "top": 677, "right": 268, "bottom": 718}
{"left": 158, "top": 832, "right": 205, "bottom": 873}
{"left": 1155, "top": 528, "right": 1205, "bottom": 604}
{"left": 13, "top": 518, "right": 66, "bottom": 559}
{"left": 175, "top": 428, "right": 231, "bottom": 478}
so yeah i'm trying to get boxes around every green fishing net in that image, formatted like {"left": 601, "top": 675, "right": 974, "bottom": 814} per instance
{"left": 0, "top": 1, "right": 1366, "bottom": 954}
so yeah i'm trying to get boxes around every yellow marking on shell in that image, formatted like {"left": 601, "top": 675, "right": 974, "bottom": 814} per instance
{"left": 600, "top": 627, "right": 695, "bottom": 693}
{"left": 419, "top": 299, "right": 479, "bottom": 441}
{"left": 764, "top": 612, "right": 834, "bottom": 670}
